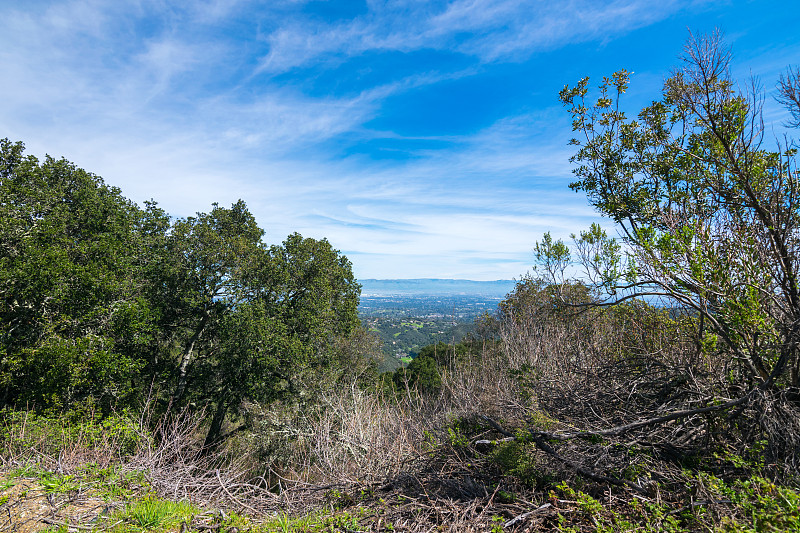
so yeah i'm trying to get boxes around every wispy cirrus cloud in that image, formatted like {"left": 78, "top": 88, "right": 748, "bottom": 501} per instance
{"left": 1, "top": 0, "right": 793, "bottom": 279}
{"left": 256, "top": 0, "right": 708, "bottom": 75}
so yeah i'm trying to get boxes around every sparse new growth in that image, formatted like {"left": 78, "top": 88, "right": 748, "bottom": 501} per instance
{"left": 550, "top": 31, "right": 800, "bottom": 390}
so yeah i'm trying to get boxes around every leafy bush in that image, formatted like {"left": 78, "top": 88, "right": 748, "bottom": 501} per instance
{"left": 0, "top": 408, "right": 140, "bottom": 462}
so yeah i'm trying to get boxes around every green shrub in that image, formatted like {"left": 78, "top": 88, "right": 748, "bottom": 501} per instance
{"left": 0, "top": 408, "right": 141, "bottom": 460}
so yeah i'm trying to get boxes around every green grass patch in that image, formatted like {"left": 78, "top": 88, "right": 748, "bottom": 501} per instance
{"left": 118, "top": 496, "right": 199, "bottom": 531}
{"left": 39, "top": 472, "right": 80, "bottom": 494}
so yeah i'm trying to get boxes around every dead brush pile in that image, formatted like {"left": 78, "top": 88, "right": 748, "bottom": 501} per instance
{"left": 3, "top": 288, "right": 800, "bottom": 531}
{"left": 360, "top": 283, "right": 800, "bottom": 531}
{"left": 308, "top": 281, "right": 800, "bottom": 531}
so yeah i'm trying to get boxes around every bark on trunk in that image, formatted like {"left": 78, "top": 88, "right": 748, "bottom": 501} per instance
{"left": 171, "top": 312, "right": 209, "bottom": 408}
{"left": 203, "top": 398, "right": 228, "bottom": 451}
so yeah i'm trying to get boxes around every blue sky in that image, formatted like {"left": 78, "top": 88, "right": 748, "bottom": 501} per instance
{"left": 2, "top": 0, "right": 798, "bottom": 280}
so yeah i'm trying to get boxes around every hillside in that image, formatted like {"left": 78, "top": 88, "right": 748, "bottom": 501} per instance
{"left": 357, "top": 279, "right": 513, "bottom": 370}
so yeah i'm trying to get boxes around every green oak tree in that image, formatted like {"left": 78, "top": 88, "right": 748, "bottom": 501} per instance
{"left": 0, "top": 139, "right": 363, "bottom": 440}
{"left": 192, "top": 233, "right": 361, "bottom": 447}
{"left": 0, "top": 139, "right": 147, "bottom": 410}
{"left": 163, "top": 200, "right": 268, "bottom": 408}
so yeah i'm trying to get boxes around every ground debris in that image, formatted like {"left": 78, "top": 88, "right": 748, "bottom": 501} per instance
{"left": 0, "top": 474, "right": 119, "bottom": 533}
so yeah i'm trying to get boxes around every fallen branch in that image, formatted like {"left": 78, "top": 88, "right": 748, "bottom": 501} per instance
{"left": 530, "top": 433, "right": 643, "bottom": 491}
{"left": 482, "top": 392, "right": 752, "bottom": 443}
{"left": 215, "top": 469, "right": 262, "bottom": 516}
{"left": 503, "top": 502, "right": 553, "bottom": 528}
{"left": 478, "top": 394, "right": 755, "bottom": 491}
{"left": 40, "top": 517, "right": 123, "bottom": 531}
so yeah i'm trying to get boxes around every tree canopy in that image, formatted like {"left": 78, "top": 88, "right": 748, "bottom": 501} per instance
{"left": 547, "top": 33, "right": 800, "bottom": 391}
{"left": 0, "top": 139, "right": 362, "bottom": 445}
{"left": 0, "top": 139, "right": 145, "bottom": 409}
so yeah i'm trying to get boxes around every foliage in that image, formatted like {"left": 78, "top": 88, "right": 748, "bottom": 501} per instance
{"left": 193, "top": 231, "right": 362, "bottom": 446}
{"left": 0, "top": 408, "right": 141, "bottom": 460}
{"left": 398, "top": 355, "right": 442, "bottom": 393}
{"left": 0, "top": 139, "right": 147, "bottom": 411}
{"left": 0, "top": 139, "right": 363, "bottom": 449}
{"left": 490, "top": 439, "right": 544, "bottom": 489}
{"left": 716, "top": 475, "right": 800, "bottom": 532}
{"left": 160, "top": 199, "right": 268, "bottom": 406}
{"left": 390, "top": 341, "right": 476, "bottom": 394}
{"left": 551, "top": 32, "right": 800, "bottom": 391}
{"left": 120, "top": 496, "right": 198, "bottom": 531}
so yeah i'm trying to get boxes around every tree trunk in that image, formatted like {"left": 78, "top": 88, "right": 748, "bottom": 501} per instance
{"left": 170, "top": 312, "right": 209, "bottom": 408}
{"left": 203, "top": 397, "right": 228, "bottom": 451}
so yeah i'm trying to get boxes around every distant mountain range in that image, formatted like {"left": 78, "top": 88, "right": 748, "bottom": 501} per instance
{"left": 358, "top": 278, "right": 517, "bottom": 298}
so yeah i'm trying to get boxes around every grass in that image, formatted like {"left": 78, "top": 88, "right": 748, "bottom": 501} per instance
{"left": 38, "top": 472, "right": 80, "bottom": 494}
{"left": 120, "top": 496, "right": 199, "bottom": 531}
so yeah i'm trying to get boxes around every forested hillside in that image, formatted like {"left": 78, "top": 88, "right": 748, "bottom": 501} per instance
{"left": 3, "top": 34, "right": 800, "bottom": 532}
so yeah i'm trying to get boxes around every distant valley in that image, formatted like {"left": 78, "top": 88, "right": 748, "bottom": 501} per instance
{"left": 358, "top": 279, "right": 517, "bottom": 370}
{"left": 358, "top": 278, "right": 516, "bottom": 319}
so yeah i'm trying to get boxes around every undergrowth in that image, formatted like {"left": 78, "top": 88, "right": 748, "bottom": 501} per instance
{"left": 2, "top": 405, "right": 800, "bottom": 532}
{"left": 3, "top": 298, "right": 800, "bottom": 532}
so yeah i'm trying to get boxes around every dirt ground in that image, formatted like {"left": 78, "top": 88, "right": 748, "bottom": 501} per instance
{"left": 0, "top": 473, "right": 123, "bottom": 533}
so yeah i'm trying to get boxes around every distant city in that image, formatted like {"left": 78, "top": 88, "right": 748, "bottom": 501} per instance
{"left": 358, "top": 278, "right": 516, "bottom": 319}
{"left": 357, "top": 279, "right": 517, "bottom": 369}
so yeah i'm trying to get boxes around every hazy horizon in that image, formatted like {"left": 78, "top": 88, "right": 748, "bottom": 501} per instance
{"left": 358, "top": 277, "right": 515, "bottom": 281}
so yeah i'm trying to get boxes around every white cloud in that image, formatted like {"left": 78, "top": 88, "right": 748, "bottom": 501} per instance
{"left": 1, "top": 0, "right": 764, "bottom": 280}
{"left": 256, "top": 0, "right": 701, "bottom": 74}
{"left": 133, "top": 39, "right": 204, "bottom": 99}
